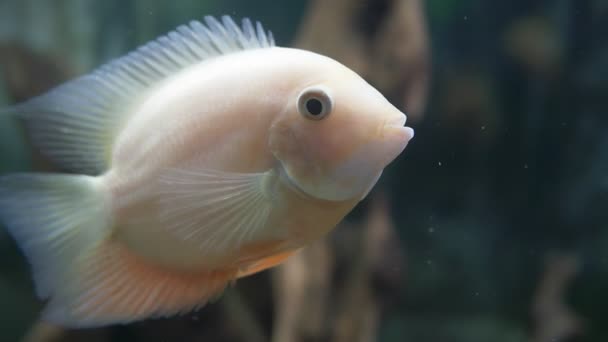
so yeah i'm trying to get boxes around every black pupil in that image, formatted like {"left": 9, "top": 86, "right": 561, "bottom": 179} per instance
{"left": 306, "top": 98, "right": 324, "bottom": 116}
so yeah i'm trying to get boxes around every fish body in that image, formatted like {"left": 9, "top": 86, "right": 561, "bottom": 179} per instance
{"left": 0, "top": 16, "right": 413, "bottom": 327}
{"left": 109, "top": 47, "right": 369, "bottom": 271}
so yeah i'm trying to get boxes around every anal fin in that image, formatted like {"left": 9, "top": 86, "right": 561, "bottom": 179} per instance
{"left": 44, "top": 241, "right": 238, "bottom": 328}
{"left": 237, "top": 250, "right": 298, "bottom": 278}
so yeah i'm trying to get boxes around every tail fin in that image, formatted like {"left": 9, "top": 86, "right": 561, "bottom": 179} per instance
{"left": 0, "top": 174, "right": 110, "bottom": 300}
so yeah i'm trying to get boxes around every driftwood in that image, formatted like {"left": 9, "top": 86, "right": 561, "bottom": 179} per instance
{"left": 530, "top": 253, "right": 583, "bottom": 342}
{"left": 270, "top": 193, "right": 406, "bottom": 342}
{"left": 271, "top": 1, "right": 429, "bottom": 341}
{"left": 272, "top": 243, "right": 333, "bottom": 342}
{"left": 295, "top": 0, "right": 430, "bottom": 122}
{"left": 331, "top": 194, "right": 404, "bottom": 342}
{"left": 0, "top": 42, "right": 72, "bottom": 102}
{"left": 22, "top": 322, "right": 65, "bottom": 342}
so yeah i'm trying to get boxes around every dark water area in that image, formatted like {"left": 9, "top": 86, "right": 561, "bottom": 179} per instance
{"left": 0, "top": 1, "right": 607, "bottom": 341}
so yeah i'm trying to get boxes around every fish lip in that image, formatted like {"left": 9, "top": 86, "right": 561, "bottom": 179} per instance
{"left": 400, "top": 126, "right": 415, "bottom": 140}
{"left": 387, "top": 125, "right": 415, "bottom": 142}
{"left": 383, "top": 114, "right": 414, "bottom": 141}
{"left": 385, "top": 113, "right": 407, "bottom": 127}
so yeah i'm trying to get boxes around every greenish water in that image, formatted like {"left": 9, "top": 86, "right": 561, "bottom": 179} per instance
{"left": 0, "top": 1, "right": 607, "bottom": 341}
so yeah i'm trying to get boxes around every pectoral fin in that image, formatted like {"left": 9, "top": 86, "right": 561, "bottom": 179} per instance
{"left": 157, "top": 167, "right": 275, "bottom": 255}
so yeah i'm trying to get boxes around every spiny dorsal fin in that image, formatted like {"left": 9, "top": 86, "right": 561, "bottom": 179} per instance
{"left": 13, "top": 16, "right": 275, "bottom": 175}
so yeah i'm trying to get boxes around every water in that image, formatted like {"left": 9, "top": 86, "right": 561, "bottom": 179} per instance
{"left": 0, "top": 1, "right": 607, "bottom": 341}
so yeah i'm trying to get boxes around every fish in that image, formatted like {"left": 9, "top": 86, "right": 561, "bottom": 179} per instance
{"left": 0, "top": 15, "right": 414, "bottom": 328}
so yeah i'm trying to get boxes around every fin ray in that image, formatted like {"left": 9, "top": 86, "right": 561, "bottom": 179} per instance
{"left": 0, "top": 173, "right": 226, "bottom": 327}
{"left": 43, "top": 242, "right": 236, "bottom": 327}
{"left": 237, "top": 250, "right": 297, "bottom": 278}
{"left": 0, "top": 174, "right": 110, "bottom": 299}
{"left": 12, "top": 15, "right": 275, "bottom": 175}
{"left": 158, "top": 167, "right": 274, "bottom": 255}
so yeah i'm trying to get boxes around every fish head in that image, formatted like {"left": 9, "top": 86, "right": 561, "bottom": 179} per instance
{"left": 269, "top": 64, "right": 414, "bottom": 202}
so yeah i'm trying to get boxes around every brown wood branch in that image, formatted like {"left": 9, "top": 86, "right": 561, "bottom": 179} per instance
{"left": 21, "top": 321, "right": 65, "bottom": 342}
{"left": 0, "top": 42, "right": 72, "bottom": 102}
{"left": 271, "top": 242, "right": 332, "bottom": 342}
{"left": 530, "top": 253, "right": 583, "bottom": 342}
{"left": 273, "top": 1, "right": 429, "bottom": 341}
{"left": 331, "top": 193, "right": 401, "bottom": 342}
{"left": 220, "top": 289, "right": 268, "bottom": 342}
{"left": 294, "top": 0, "right": 369, "bottom": 74}
{"left": 295, "top": 0, "right": 430, "bottom": 122}
{"left": 371, "top": 0, "right": 430, "bottom": 122}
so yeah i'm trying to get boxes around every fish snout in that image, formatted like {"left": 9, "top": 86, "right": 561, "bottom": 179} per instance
{"left": 382, "top": 113, "right": 414, "bottom": 143}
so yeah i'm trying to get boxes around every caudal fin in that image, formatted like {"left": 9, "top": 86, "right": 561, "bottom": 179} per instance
{"left": 0, "top": 174, "right": 113, "bottom": 325}
{"left": 0, "top": 174, "right": 110, "bottom": 299}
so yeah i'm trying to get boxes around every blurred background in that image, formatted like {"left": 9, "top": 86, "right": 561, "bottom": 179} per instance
{"left": 0, "top": 0, "right": 607, "bottom": 341}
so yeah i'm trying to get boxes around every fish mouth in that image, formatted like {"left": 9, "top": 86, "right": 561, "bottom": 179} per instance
{"left": 385, "top": 113, "right": 407, "bottom": 127}
{"left": 383, "top": 114, "right": 414, "bottom": 141}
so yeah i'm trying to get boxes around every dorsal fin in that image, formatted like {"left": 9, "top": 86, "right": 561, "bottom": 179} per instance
{"left": 12, "top": 16, "right": 275, "bottom": 175}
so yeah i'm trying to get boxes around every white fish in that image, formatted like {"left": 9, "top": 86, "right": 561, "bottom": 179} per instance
{"left": 0, "top": 16, "right": 413, "bottom": 327}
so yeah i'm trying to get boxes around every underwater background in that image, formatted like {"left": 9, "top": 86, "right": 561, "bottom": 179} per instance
{"left": 0, "top": 0, "right": 607, "bottom": 341}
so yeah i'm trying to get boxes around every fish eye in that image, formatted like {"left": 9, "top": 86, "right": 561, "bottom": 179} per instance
{"left": 297, "top": 87, "right": 332, "bottom": 120}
